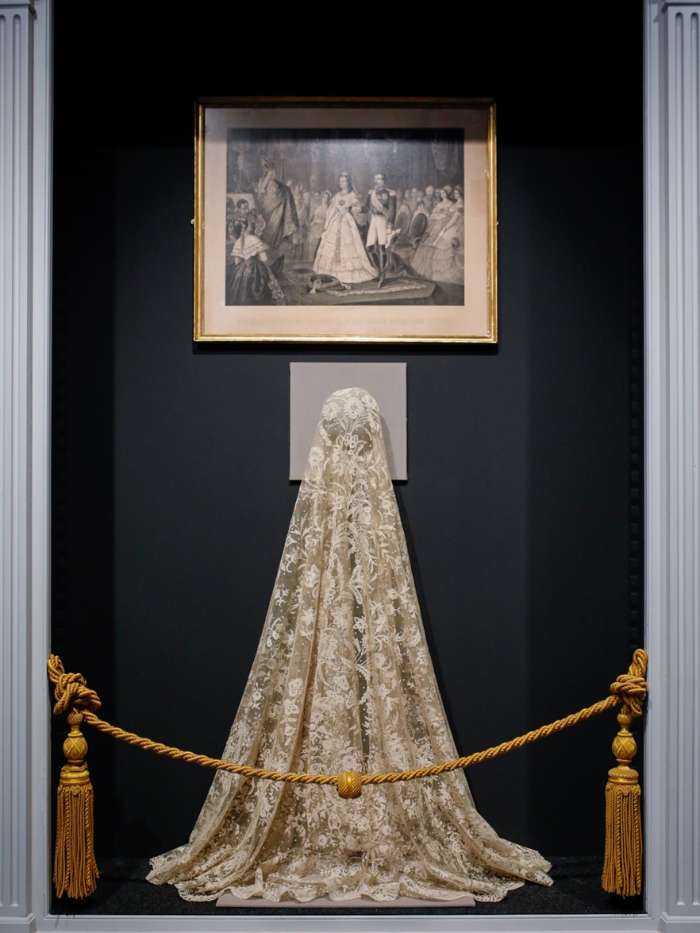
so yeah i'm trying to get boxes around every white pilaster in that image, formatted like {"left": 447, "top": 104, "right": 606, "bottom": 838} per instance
{"left": 645, "top": 0, "right": 700, "bottom": 926}
{"left": 0, "top": 0, "right": 51, "bottom": 930}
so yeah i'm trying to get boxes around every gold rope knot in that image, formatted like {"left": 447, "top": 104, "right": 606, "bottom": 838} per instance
{"left": 48, "top": 655, "right": 101, "bottom": 717}
{"left": 609, "top": 648, "right": 648, "bottom": 717}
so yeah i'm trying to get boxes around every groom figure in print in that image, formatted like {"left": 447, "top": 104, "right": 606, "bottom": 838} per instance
{"left": 364, "top": 172, "right": 397, "bottom": 286}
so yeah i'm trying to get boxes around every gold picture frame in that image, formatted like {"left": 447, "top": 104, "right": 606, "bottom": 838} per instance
{"left": 194, "top": 97, "right": 497, "bottom": 343}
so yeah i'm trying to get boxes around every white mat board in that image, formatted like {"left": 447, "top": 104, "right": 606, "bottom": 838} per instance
{"left": 290, "top": 363, "right": 407, "bottom": 480}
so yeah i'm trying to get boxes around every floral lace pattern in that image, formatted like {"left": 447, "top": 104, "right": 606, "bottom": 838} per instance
{"left": 147, "top": 388, "right": 552, "bottom": 903}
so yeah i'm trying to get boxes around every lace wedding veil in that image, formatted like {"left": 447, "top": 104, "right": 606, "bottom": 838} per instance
{"left": 147, "top": 387, "right": 552, "bottom": 902}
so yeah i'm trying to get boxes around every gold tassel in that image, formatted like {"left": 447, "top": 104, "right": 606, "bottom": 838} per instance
{"left": 48, "top": 654, "right": 102, "bottom": 898}
{"left": 53, "top": 709, "right": 99, "bottom": 899}
{"left": 602, "top": 649, "right": 647, "bottom": 897}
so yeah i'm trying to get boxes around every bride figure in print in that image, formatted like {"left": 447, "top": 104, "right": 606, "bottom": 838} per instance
{"left": 312, "top": 173, "right": 377, "bottom": 284}
{"left": 147, "top": 389, "right": 552, "bottom": 904}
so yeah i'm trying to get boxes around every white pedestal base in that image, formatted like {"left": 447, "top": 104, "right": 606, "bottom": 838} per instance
{"left": 216, "top": 894, "right": 476, "bottom": 909}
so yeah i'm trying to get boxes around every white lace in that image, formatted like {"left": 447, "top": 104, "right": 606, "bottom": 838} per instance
{"left": 147, "top": 388, "right": 552, "bottom": 903}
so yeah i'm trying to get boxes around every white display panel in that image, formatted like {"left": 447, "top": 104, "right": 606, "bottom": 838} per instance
{"left": 290, "top": 363, "right": 407, "bottom": 480}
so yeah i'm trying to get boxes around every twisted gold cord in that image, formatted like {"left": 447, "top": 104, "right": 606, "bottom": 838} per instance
{"left": 79, "top": 697, "right": 619, "bottom": 787}
{"left": 48, "top": 650, "right": 647, "bottom": 794}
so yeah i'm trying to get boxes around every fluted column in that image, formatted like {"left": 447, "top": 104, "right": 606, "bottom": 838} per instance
{"left": 645, "top": 0, "right": 700, "bottom": 925}
{"left": 0, "top": 0, "right": 51, "bottom": 928}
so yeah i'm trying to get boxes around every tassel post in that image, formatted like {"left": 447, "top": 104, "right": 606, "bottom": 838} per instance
{"left": 54, "top": 710, "right": 99, "bottom": 898}
{"left": 48, "top": 655, "right": 102, "bottom": 899}
{"left": 602, "top": 648, "right": 648, "bottom": 897}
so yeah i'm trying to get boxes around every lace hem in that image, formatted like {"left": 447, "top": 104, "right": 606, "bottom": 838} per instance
{"left": 148, "top": 857, "right": 551, "bottom": 904}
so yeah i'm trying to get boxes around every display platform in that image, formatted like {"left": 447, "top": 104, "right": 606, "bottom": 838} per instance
{"left": 52, "top": 858, "right": 643, "bottom": 916}
{"left": 216, "top": 895, "right": 476, "bottom": 909}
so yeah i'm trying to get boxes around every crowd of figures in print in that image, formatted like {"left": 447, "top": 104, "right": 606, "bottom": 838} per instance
{"left": 225, "top": 129, "right": 467, "bottom": 307}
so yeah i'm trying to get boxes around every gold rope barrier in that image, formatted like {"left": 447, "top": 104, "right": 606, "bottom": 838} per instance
{"left": 48, "top": 649, "right": 647, "bottom": 899}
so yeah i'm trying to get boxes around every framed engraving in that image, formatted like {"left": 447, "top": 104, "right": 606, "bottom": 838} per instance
{"left": 195, "top": 98, "right": 496, "bottom": 343}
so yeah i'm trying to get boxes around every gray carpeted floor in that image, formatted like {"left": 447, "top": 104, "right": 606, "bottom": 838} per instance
{"left": 52, "top": 857, "right": 645, "bottom": 916}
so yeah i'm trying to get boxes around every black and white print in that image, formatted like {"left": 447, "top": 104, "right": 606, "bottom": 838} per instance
{"left": 225, "top": 129, "right": 466, "bottom": 307}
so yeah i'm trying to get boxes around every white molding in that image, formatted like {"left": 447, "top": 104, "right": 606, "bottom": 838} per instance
{"left": 32, "top": 916, "right": 657, "bottom": 933}
{"left": 645, "top": 0, "right": 700, "bottom": 925}
{"left": 0, "top": 918, "right": 37, "bottom": 933}
{"left": 27, "top": 0, "right": 51, "bottom": 922}
{"left": 1, "top": 0, "right": 36, "bottom": 921}
{"left": 0, "top": 0, "right": 51, "bottom": 926}
{"left": 0, "top": 1, "right": 696, "bottom": 931}
{"left": 660, "top": 919, "right": 700, "bottom": 933}
{"left": 642, "top": 2, "right": 668, "bottom": 923}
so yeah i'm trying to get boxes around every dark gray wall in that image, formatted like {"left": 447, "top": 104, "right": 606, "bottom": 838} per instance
{"left": 51, "top": 6, "right": 643, "bottom": 861}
